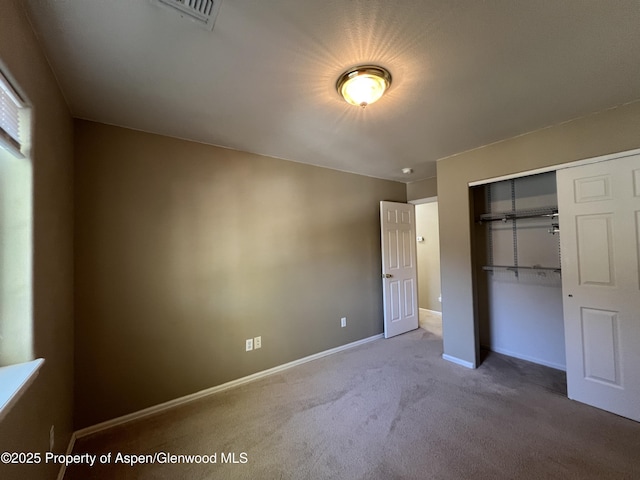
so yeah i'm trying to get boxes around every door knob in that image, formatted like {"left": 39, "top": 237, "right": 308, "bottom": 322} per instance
{"left": 382, "top": 273, "right": 393, "bottom": 278}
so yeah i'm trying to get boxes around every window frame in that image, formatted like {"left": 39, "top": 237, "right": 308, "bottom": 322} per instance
{"left": 0, "top": 66, "right": 39, "bottom": 422}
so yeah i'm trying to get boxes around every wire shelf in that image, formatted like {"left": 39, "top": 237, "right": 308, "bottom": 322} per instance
{"left": 478, "top": 206, "right": 558, "bottom": 223}
{"left": 482, "top": 265, "right": 561, "bottom": 274}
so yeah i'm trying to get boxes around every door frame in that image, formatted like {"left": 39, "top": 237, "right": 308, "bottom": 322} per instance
{"left": 409, "top": 196, "right": 442, "bottom": 333}
{"left": 468, "top": 149, "right": 640, "bottom": 188}
{"left": 409, "top": 195, "right": 438, "bottom": 206}
{"left": 467, "top": 147, "right": 640, "bottom": 370}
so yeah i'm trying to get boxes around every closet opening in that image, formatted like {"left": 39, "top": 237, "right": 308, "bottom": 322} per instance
{"left": 471, "top": 171, "right": 566, "bottom": 372}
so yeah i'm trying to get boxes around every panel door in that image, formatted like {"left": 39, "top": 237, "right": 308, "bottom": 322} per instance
{"left": 557, "top": 153, "right": 640, "bottom": 421}
{"left": 380, "top": 201, "right": 418, "bottom": 338}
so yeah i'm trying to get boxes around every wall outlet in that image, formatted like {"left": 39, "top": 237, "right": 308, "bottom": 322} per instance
{"left": 254, "top": 336, "right": 262, "bottom": 349}
{"left": 49, "top": 425, "right": 55, "bottom": 452}
{"left": 341, "top": 317, "right": 347, "bottom": 328}
{"left": 245, "top": 338, "right": 253, "bottom": 351}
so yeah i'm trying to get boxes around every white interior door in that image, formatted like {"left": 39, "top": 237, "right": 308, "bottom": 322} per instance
{"left": 380, "top": 201, "right": 418, "bottom": 338}
{"left": 557, "top": 153, "right": 640, "bottom": 422}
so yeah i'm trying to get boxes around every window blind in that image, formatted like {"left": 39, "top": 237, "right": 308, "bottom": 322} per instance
{"left": 0, "top": 71, "right": 25, "bottom": 158}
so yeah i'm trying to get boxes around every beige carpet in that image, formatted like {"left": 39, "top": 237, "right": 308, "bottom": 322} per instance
{"left": 419, "top": 309, "right": 442, "bottom": 336}
{"left": 65, "top": 328, "right": 640, "bottom": 479}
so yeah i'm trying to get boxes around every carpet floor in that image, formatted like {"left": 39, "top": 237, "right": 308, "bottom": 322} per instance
{"left": 65, "top": 328, "right": 640, "bottom": 479}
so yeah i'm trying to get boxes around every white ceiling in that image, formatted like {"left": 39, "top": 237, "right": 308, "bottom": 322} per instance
{"left": 23, "top": 0, "right": 640, "bottom": 182}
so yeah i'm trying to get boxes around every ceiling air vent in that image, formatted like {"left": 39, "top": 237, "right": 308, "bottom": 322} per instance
{"left": 151, "top": 0, "right": 222, "bottom": 31}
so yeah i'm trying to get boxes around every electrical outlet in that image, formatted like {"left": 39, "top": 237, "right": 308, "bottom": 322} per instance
{"left": 49, "top": 425, "right": 55, "bottom": 452}
{"left": 245, "top": 338, "right": 253, "bottom": 351}
{"left": 254, "top": 336, "right": 261, "bottom": 349}
{"left": 341, "top": 317, "right": 347, "bottom": 328}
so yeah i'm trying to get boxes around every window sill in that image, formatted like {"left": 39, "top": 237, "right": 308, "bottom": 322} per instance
{"left": 0, "top": 358, "right": 44, "bottom": 422}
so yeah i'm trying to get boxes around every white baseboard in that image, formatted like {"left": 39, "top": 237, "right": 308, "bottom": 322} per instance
{"left": 419, "top": 308, "right": 442, "bottom": 316}
{"left": 442, "top": 354, "right": 476, "bottom": 369}
{"left": 482, "top": 345, "right": 566, "bottom": 371}
{"left": 73, "top": 334, "right": 384, "bottom": 440}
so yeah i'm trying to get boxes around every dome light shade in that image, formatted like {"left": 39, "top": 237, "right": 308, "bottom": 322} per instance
{"left": 337, "top": 66, "right": 392, "bottom": 107}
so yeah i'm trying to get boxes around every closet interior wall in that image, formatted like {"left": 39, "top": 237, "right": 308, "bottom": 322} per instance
{"left": 473, "top": 171, "right": 566, "bottom": 370}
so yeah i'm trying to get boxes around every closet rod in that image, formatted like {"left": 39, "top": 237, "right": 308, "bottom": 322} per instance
{"left": 477, "top": 207, "right": 558, "bottom": 223}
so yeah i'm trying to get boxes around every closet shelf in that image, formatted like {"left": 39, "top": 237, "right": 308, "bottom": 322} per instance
{"left": 482, "top": 265, "right": 561, "bottom": 274}
{"left": 477, "top": 206, "right": 558, "bottom": 223}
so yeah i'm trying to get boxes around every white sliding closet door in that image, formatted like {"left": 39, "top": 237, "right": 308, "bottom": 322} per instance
{"left": 557, "top": 153, "right": 640, "bottom": 422}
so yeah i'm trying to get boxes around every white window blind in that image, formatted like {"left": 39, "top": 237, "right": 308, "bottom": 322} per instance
{"left": 0, "top": 71, "right": 25, "bottom": 158}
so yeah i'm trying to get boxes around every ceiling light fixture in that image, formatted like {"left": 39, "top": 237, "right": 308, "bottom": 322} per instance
{"left": 336, "top": 65, "right": 392, "bottom": 108}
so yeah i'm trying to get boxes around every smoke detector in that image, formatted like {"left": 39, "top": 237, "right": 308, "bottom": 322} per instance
{"left": 151, "top": 0, "right": 223, "bottom": 31}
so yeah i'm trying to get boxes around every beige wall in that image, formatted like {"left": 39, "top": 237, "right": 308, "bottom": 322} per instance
{"left": 0, "top": 2, "right": 74, "bottom": 479}
{"left": 407, "top": 176, "right": 437, "bottom": 201}
{"left": 74, "top": 120, "right": 406, "bottom": 427}
{"left": 437, "top": 101, "right": 640, "bottom": 367}
{"left": 415, "top": 202, "right": 441, "bottom": 312}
